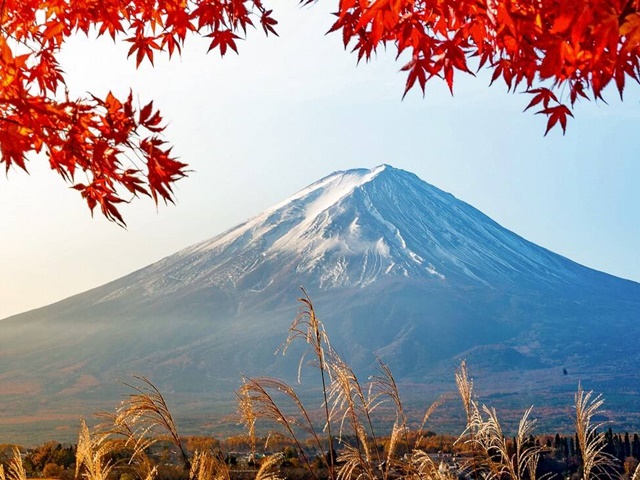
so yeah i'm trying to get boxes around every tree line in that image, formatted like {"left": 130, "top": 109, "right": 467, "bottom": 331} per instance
{"left": 2, "top": 428, "right": 640, "bottom": 480}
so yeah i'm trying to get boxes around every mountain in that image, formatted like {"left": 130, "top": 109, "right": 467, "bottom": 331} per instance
{"left": 1, "top": 164, "right": 639, "bottom": 444}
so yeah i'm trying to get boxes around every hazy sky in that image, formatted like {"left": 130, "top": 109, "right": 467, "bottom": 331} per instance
{"left": 1, "top": 3, "right": 639, "bottom": 320}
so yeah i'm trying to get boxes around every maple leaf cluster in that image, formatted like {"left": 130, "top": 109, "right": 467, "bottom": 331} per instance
{"left": 0, "top": 0, "right": 277, "bottom": 225}
{"left": 330, "top": 0, "right": 640, "bottom": 134}
{"left": 1, "top": 0, "right": 639, "bottom": 223}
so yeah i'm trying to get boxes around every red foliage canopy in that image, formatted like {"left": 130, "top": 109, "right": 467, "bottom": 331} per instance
{"left": 1, "top": 0, "right": 639, "bottom": 223}
{"left": 333, "top": 0, "right": 640, "bottom": 134}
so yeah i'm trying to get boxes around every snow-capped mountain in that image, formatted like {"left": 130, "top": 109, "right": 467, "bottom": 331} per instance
{"left": 1, "top": 165, "right": 639, "bottom": 443}
{"left": 92, "top": 164, "right": 631, "bottom": 303}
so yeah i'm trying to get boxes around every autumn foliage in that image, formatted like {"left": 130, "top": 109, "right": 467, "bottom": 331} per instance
{"left": 1, "top": 0, "right": 639, "bottom": 222}
{"left": 334, "top": 0, "right": 640, "bottom": 133}
{"left": 0, "top": 0, "right": 277, "bottom": 225}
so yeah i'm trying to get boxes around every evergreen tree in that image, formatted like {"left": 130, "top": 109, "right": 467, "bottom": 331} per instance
{"left": 553, "top": 434, "right": 564, "bottom": 460}
{"left": 624, "top": 433, "right": 631, "bottom": 459}
{"left": 614, "top": 433, "right": 624, "bottom": 462}
{"left": 632, "top": 434, "right": 640, "bottom": 459}
{"left": 604, "top": 428, "right": 616, "bottom": 457}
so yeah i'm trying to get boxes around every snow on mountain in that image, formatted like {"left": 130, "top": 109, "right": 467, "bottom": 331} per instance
{"left": 98, "top": 164, "right": 614, "bottom": 305}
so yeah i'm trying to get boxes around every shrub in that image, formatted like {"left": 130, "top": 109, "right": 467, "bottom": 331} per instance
{"left": 42, "top": 463, "right": 64, "bottom": 479}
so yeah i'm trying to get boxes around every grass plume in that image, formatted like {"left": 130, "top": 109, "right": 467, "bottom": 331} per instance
{"left": 278, "top": 288, "right": 336, "bottom": 478}
{"left": 75, "top": 419, "right": 121, "bottom": 480}
{"left": 412, "top": 449, "right": 457, "bottom": 480}
{"left": 469, "top": 404, "right": 541, "bottom": 480}
{"left": 113, "top": 375, "right": 190, "bottom": 470}
{"left": 0, "top": 448, "right": 27, "bottom": 480}
{"left": 574, "top": 383, "right": 618, "bottom": 480}
{"left": 189, "top": 450, "right": 230, "bottom": 480}
{"left": 237, "top": 376, "right": 324, "bottom": 479}
{"left": 456, "top": 360, "right": 542, "bottom": 480}
{"left": 328, "top": 355, "right": 380, "bottom": 479}
{"left": 255, "top": 453, "right": 284, "bottom": 480}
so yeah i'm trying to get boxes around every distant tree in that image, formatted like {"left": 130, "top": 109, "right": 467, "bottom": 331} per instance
{"left": 2, "top": 0, "right": 640, "bottom": 223}
{"left": 605, "top": 428, "right": 615, "bottom": 456}
{"left": 615, "top": 432, "right": 623, "bottom": 459}
{"left": 184, "top": 436, "right": 221, "bottom": 454}
{"left": 223, "top": 435, "right": 253, "bottom": 451}
{"left": 283, "top": 446, "right": 298, "bottom": 460}
{"left": 25, "top": 442, "right": 75, "bottom": 475}
{"left": 624, "top": 433, "right": 632, "bottom": 459}
{"left": 633, "top": 434, "right": 640, "bottom": 459}
{"left": 552, "top": 433, "right": 564, "bottom": 460}
{"left": 42, "top": 462, "right": 64, "bottom": 479}
{"left": 624, "top": 456, "right": 639, "bottom": 479}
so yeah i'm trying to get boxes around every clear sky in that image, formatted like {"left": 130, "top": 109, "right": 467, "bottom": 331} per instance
{"left": 1, "top": 2, "right": 639, "bottom": 320}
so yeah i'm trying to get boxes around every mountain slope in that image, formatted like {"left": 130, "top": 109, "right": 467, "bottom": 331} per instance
{"left": 85, "top": 164, "right": 633, "bottom": 298}
{"left": 1, "top": 164, "right": 639, "bottom": 443}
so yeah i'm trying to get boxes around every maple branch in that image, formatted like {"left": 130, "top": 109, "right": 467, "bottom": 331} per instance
{"left": 0, "top": 116, "right": 22, "bottom": 127}
{"left": 618, "top": 0, "right": 638, "bottom": 25}
{"left": 0, "top": 29, "right": 41, "bottom": 55}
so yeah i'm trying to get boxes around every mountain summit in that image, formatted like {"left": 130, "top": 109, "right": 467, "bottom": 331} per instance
{"left": 1, "top": 165, "right": 639, "bottom": 443}
{"left": 95, "top": 164, "right": 630, "bottom": 303}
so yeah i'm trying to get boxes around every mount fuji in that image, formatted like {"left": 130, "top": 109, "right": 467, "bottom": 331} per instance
{"left": 1, "top": 165, "right": 639, "bottom": 443}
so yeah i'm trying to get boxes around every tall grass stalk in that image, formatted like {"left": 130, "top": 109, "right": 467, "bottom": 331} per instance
{"left": 189, "top": 450, "right": 230, "bottom": 480}
{"left": 472, "top": 405, "right": 541, "bottom": 480}
{"left": 455, "top": 360, "right": 481, "bottom": 480}
{"left": 237, "top": 376, "right": 324, "bottom": 480}
{"left": 279, "top": 288, "right": 336, "bottom": 479}
{"left": 0, "top": 448, "right": 27, "bottom": 480}
{"left": 327, "top": 340, "right": 446, "bottom": 480}
{"left": 456, "top": 360, "right": 542, "bottom": 480}
{"left": 254, "top": 453, "right": 284, "bottom": 480}
{"left": 370, "top": 356, "right": 415, "bottom": 467}
{"left": 114, "top": 375, "right": 190, "bottom": 470}
{"left": 327, "top": 354, "right": 380, "bottom": 480}
{"left": 75, "top": 419, "right": 120, "bottom": 480}
{"left": 99, "top": 377, "right": 233, "bottom": 480}
{"left": 574, "top": 384, "right": 617, "bottom": 480}
{"left": 412, "top": 449, "right": 456, "bottom": 480}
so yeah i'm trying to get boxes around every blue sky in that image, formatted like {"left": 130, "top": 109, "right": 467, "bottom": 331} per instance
{"left": 1, "top": 2, "right": 639, "bottom": 319}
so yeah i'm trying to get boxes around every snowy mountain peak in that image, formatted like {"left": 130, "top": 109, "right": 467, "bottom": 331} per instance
{"left": 111, "top": 164, "right": 613, "bottom": 302}
{"left": 174, "top": 165, "right": 439, "bottom": 288}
